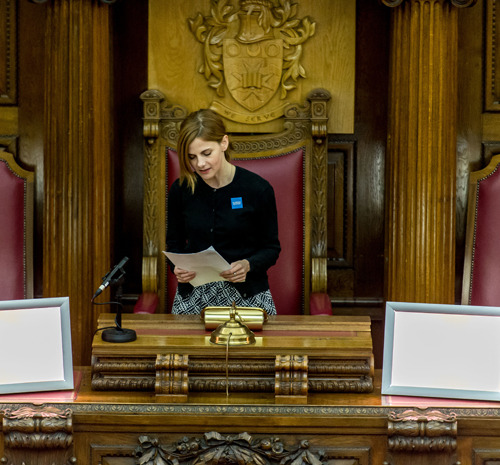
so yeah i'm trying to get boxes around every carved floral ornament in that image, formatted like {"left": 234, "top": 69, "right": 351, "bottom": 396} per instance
{"left": 380, "top": 0, "right": 476, "bottom": 7}
{"left": 189, "top": 0, "right": 316, "bottom": 123}
{"left": 135, "top": 432, "right": 324, "bottom": 465}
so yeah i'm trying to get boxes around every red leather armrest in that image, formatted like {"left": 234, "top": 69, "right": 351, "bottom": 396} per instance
{"left": 309, "top": 292, "right": 332, "bottom": 315}
{"left": 134, "top": 292, "right": 159, "bottom": 314}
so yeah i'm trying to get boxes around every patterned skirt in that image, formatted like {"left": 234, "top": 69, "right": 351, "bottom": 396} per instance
{"left": 172, "top": 281, "right": 277, "bottom": 315}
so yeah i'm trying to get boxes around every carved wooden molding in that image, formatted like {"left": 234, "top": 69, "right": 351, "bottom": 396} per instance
{"left": 0, "top": 0, "right": 16, "bottom": 105}
{"left": 134, "top": 432, "right": 324, "bottom": 465}
{"left": 2, "top": 406, "right": 73, "bottom": 449}
{"left": 275, "top": 355, "right": 308, "bottom": 400}
{"left": 308, "top": 89, "right": 330, "bottom": 294}
{"left": 155, "top": 353, "right": 189, "bottom": 401}
{"left": 1, "top": 406, "right": 75, "bottom": 465}
{"left": 92, "top": 352, "right": 372, "bottom": 396}
{"left": 387, "top": 409, "right": 457, "bottom": 452}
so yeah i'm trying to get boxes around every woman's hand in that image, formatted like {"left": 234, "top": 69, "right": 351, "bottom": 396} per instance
{"left": 174, "top": 266, "right": 196, "bottom": 283}
{"left": 220, "top": 259, "right": 250, "bottom": 283}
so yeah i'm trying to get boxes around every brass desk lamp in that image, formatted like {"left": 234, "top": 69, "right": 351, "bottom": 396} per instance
{"left": 209, "top": 302, "right": 256, "bottom": 346}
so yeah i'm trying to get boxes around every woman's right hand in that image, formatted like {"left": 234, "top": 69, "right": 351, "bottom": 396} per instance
{"left": 174, "top": 266, "right": 196, "bottom": 283}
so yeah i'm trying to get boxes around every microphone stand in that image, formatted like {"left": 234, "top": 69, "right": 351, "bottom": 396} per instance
{"left": 91, "top": 269, "right": 137, "bottom": 343}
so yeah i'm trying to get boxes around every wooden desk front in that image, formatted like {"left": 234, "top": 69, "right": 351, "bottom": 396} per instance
{"left": 91, "top": 314, "right": 375, "bottom": 402}
{"left": 2, "top": 369, "right": 500, "bottom": 465}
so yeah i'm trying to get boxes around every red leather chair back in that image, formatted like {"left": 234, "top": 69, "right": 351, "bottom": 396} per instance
{"left": 0, "top": 153, "right": 34, "bottom": 300}
{"left": 463, "top": 154, "right": 500, "bottom": 306}
{"left": 166, "top": 148, "right": 305, "bottom": 314}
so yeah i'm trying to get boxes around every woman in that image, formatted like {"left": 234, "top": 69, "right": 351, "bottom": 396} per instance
{"left": 166, "top": 109, "right": 281, "bottom": 315}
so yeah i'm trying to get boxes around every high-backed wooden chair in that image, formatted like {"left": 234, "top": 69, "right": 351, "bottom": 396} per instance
{"left": 138, "top": 89, "right": 332, "bottom": 315}
{"left": 462, "top": 154, "right": 500, "bottom": 306}
{"left": 0, "top": 150, "right": 34, "bottom": 300}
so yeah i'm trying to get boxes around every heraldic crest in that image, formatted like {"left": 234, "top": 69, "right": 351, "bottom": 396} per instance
{"left": 188, "top": 0, "right": 316, "bottom": 123}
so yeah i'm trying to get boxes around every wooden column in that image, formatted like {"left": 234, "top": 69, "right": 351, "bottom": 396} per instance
{"left": 42, "top": 0, "right": 113, "bottom": 365}
{"left": 383, "top": 0, "right": 475, "bottom": 303}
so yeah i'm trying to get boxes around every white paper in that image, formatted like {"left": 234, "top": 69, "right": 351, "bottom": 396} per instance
{"left": 163, "top": 246, "right": 231, "bottom": 287}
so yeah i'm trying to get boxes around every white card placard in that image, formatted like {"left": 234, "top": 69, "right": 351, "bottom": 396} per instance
{"left": 0, "top": 297, "right": 73, "bottom": 394}
{"left": 382, "top": 301, "right": 500, "bottom": 401}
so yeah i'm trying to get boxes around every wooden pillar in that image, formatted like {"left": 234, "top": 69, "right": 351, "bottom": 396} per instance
{"left": 383, "top": 0, "right": 476, "bottom": 303}
{"left": 41, "top": 0, "right": 114, "bottom": 365}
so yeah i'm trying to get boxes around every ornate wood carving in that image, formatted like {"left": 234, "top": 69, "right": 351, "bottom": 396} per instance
{"left": 275, "top": 355, "right": 308, "bottom": 401}
{"left": 387, "top": 410, "right": 457, "bottom": 452}
{"left": 155, "top": 354, "right": 189, "bottom": 401}
{"left": 308, "top": 89, "right": 330, "bottom": 293}
{"left": 385, "top": 0, "right": 458, "bottom": 303}
{"left": 188, "top": 0, "right": 316, "bottom": 123}
{"left": 1, "top": 406, "right": 75, "bottom": 465}
{"left": 92, "top": 355, "right": 372, "bottom": 395}
{"left": 134, "top": 432, "right": 324, "bottom": 465}
{"left": 0, "top": 0, "right": 16, "bottom": 104}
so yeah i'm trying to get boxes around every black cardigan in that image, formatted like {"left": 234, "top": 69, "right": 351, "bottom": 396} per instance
{"left": 166, "top": 166, "right": 281, "bottom": 298}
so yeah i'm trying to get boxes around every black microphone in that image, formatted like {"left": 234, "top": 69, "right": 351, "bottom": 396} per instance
{"left": 92, "top": 256, "right": 129, "bottom": 300}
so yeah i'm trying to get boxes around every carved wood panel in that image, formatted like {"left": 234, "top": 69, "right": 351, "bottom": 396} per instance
{"left": 327, "top": 142, "right": 354, "bottom": 268}
{"left": 0, "top": 0, "right": 16, "bottom": 105}
{"left": 472, "top": 450, "right": 500, "bottom": 464}
{"left": 90, "top": 433, "right": 372, "bottom": 465}
{"left": 327, "top": 142, "right": 355, "bottom": 299}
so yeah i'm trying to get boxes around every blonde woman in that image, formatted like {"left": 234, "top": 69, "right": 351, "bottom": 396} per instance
{"left": 166, "top": 109, "right": 280, "bottom": 315}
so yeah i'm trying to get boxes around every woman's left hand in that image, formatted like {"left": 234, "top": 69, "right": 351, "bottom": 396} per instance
{"left": 221, "top": 259, "right": 250, "bottom": 283}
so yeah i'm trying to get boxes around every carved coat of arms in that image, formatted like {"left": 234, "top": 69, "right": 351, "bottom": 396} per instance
{"left": 189, "top": 0, "right": 315, "bottom": 123}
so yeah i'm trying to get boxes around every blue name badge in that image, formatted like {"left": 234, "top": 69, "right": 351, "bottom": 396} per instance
{"left": 231, "top": 197, "right": 243, "bottom": 209}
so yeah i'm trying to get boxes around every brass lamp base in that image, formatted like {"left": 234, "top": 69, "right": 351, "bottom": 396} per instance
{"left": 209, "top": 303, "right": 256, "bottom": 345}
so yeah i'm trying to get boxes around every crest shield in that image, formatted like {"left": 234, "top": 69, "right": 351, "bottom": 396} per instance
{"left": 223, "top": 39, "right": 283, "bottom": 112}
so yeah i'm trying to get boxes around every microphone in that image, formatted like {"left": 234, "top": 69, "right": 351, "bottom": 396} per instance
{"left": 93, "top": 256, "right": 129, "bottom": 300}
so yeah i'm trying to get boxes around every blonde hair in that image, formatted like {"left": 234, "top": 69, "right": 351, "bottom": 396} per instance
{"left": 177, "top": 109, "right": 231, "bottom": 192}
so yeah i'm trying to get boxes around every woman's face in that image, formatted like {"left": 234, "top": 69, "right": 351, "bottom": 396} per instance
{"left": 187, "top": 135, "right": 229, "bottom": 183}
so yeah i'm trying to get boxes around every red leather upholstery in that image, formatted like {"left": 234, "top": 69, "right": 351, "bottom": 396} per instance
{"left": 0, "top": 158, "right": 29, "bottom": 300}
{"left": 468, "top": 162, "right": 500, "bottom": 306}
{"left": 134, "top": 291, "right": 159, "bottom": 314}
{"left": 163, "top": 148, "right": 307, "bottom": 315}
{"left": 310, "top": 292, "right": 333, "bottom": 315}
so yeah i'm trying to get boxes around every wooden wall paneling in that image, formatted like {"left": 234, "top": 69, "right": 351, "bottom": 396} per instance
{"left": 112, "top": 0, "right": 148, "bottom": 299}
{"left": 456, "top": 0, "right": 485, "bottom": 303}
{"left": 384, "top": 0, "right": 460, "bottom": 304}
{"left": 353, "top": 0, "right": 388, "bottom": 305}
{"left": 327, "top": 143, "right": 354, "bottom": 269}
{"left": 18, "top": 0, "right": 47, "bottom": 299}
{"left": 43, "top": 0, "right": 113, "bottom": 366}
{"left": 327, "top": 142, "right": 355, "bottom": 301}
{"left": 0, "top": 0, "right": 16, "bottom": 105}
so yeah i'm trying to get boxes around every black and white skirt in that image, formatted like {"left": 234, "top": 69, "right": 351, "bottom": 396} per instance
{"left": 172, "top": 281, "right": 277, "bottom": 315}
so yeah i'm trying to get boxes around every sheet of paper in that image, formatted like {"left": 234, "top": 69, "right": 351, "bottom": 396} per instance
{"left": 163, "top": 246, "right": 231, "bottom": 287}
